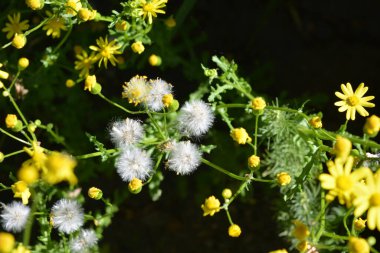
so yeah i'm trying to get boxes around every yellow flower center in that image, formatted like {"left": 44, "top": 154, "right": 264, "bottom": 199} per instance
{"left": 100, "top": 48, "right": 111, "bottom": 58}
{"left": 336, "top": 175, "right": 353, "bottom": 191}
{"left": 369, "top": 192, "right": 380, "bottom": 207}
{"left": 347, "top": 95, "right": 360, "bottom": 106}
{"left": 143, "top": 3, "right": 155, "bottom": 12}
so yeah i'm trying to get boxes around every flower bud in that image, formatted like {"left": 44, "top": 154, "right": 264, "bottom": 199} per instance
{"left": 18, "top": 58, "right": 29, "bottom": 70}
{"left": 88, "top": 187, "right": 103, "bottom": 200}
{"left": 0, "top": 232, "right": 15, "bottom": 253}
{"left": 5, "top": 114, "right": 23, "bottom": 131}
{"left": 248, "top": 155, "right": 260, "bottom": 169}
{"left": 162, "top": 94, "right": 173, "bottom": 108}
{"left": 309, "top": 116, "right": 322, "bottom": 129}
{"left": 222, "top": 188, "right": 232, "bottom": 199}
{"left": 277, "top": 172, "right": 291, "bottom": 186}
{"left": 228, "top": 224, "right": 242, "bottom": 237}
{"left": 12, "top": 34, "right": 27, "bottom": 49}
{"left": 0, "top": 152, "right": 4, "bottom": 163}
{"left": 78, "top": 8, "right": 91, "bottom": 21}
{"left": 168, "top": 99, "right": 179, "bottom": 112}
{"left": 128, "top": 178, "right": 143, "bottom": 194}
{"left": 25, "top": 0, "right": 44, "bottom": 10}
{"left": 115, "top": 20, "right": 130, "bottom": 31}
{"left": 65, "top": 79, "right": 75, "bottom": 88}
{"left": 251, "top": 97, "right": 266, "bottom": 113}
{"left": 149, "top": 54, "right": 162, "bottom": 66}
{"left": 131, "top": 41, "right": 145, "bottom": 54}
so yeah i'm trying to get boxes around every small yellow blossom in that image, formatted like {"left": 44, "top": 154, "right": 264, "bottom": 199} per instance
{"left": 78, "top": 8, "right": 91, "bottom": 21}
{"left": 89, "top": 37, "right": 122, "bottom": 68}
{"left": 0, "top": 63, "right": 9, "bottom": 79}
{"left": 364, "top": 115, "right": 380, "bottom": 136}
{"left": 11, "top": 181, "right": 31, "bottom": 205}
{"left": 12, "top": 244, "right": 30, "bottom": 253}
{"left": 251, "top": 97, "right": 266, "bottom": 110}
{"left": 201, "top": 196, "right": 220, "bottom": 216}
{"left": 115, "top": 20, "right": 129, "bottom": 31}
{"left": 0, "top": 232, "right": 15, "bottom": 253}
{"left": 222, "top": 188, "right": 232, "bottom": 199}
{"left": 354, "top": 218, "right": 367, "bottom": 232}
{"left": 230, "top": 128, "right": 251, "bottom": 144}
{"left": 5, "top": 114, "right": 18, "bottom": 128}
{"left": 309, "top": 116, "right": 322, "bottom": 129}
{"left": 65, "top": 79, "right": 75, "bottom": 88}
{"left": 137, "top": 0, "right": 167, "bottom": 24}
{"left": 296, "top": 240, "right": 308, "bottom": 252}
{"left": 88, "top": 187, "right": 103, "bottom": 200}
{"left": 75, "top": 50, "right": 95, "bottom": 77}
{"left": 268, "top": 249, "right": 288, "bottom": 253}
{"left": 0, "top": 152, "right": 4, "bottom": 163}
{"left": 42, "top": 12, "right": 67, "bottom": 39}
{"left": 149, "top": 54, "right": 162, "bottom": 66}
{"left": 162, "top": 94, "right": 173, "bottom": 107}
{"left": 164, "top": 16, "right": 176, "bottom": 28}
{"left": 2, "top": 13, "right": 29, "bottom": 40}
{"left": 88, "top": 10, "right": 97, "bottom": 20}
{"left": 128, "top": 178, "right": 143, "bottom": 194}
{"left": 65, "top": 0, "right": 82, "bottom": 15}
{"left": 292, "top": 220, "right": 310, "bottom": 240}
{"left": 248, "top": 155, "right": 260, "bottom": 169}
{"left": 131, "top": 41, "right": 145, "bottom": 54}
{"left": 277, "top": 172, "right": 291, "bottom": 186}
{"left": 12, "top": 33, "right": 27, "bottom": 49}
{"left": 84, "top": 75, "right": 97, "bottom": 92}
{"left": 333, "top": 136, "right": 352, "bottom": 160}
{"left": 43, "top": 151, "right": 78, "bottom": 185}
{"left": 335, "top": 83, "right": 375, "bottom": 121}
{"left": 348, "top": 237, "right": 370, "bottom": 253}
{"left": 228, "top": 224, "right": 242, "bottom": 237}
{"left": 23, "top": 142, "right": 47, "bottom": 170}
{"left": 17, "top": 159, "right": 39, "bottom": 184}
{"left": 18, "top": 58, "right": 29, "bottom": 70}
{"left": 25, "top": 0, "right": 43, "bottom": 10}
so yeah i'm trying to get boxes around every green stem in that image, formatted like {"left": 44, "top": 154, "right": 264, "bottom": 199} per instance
{"left": 6, "top": 74, "right": 29, "bottom": 127}
{"left": 343, "top": 207, "right": 354, "bottom": 236}
{"left": 225, "top": 208, "right": 233, "bottom": 225}
{"left": 315, "top": 191, "right": 327, "bottom": 241}
{"left": 322, "top": 231, "right": 349, "bottom": 240}
{"left": 201, "top": 158, "right": 246, "bottom": 181}
{"left": 23, "top": 189, "right": 38, "bottom": 246}
{"left": 0, "top": 128, "right": 30, "bottom": 145}
{"left": 76, "top": 149, "right": 118, "bottom": 159}
{"left": 98, "top": 92, "right": 144, "bottom": 114}
{"left": 3, "top": 149, "right": 25, "bottom": 158}
{"left": 227, "top": 178, "right": 250, "bottom": 205}
{"left": 52, "top": 24, "right": 73, "bottom": 54}
{"left": 216, "top": 103, "right": 246, "bottom": 109}
{"left": 144, "top": 153, "right": 164, "bottom": 185}
{"left": 253, "top": 115, "right": 259, "bottom": 155}
{"left": 266, "top": 105, "right": 309, "bottom": 120}
{"left": 147, "top": 111, "right": 166, "bottom": 139}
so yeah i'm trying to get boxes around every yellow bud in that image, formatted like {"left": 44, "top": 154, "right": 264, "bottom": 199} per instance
{"left": 228, "top": 224, "right": 242, "bottom": 237}
{"left": 364, "top": 115, "right": 380, "bottom": 136}
{"left": 25, "top": 0, "right": 43, "bottom": 10}
{"left": 348, "top": 237, "right": 370, "bottom": 253}
{"left": 230, "top": 128, "right": 251, "bottom": 145}
{"left": 296, "top": 241, "right": 308, "bottom": 252}
{"left": 88, "top": 187, "right": 103, "bottom": 200}
{"left": 65, "top": 79, "right": 75, "bottom": 88}
{"left": 251, "top": 97, "right": 266, "bottom": 110}
{"left": 309, "top": 116, "right": 322, "bottom": 129}
{"left": 277, "top": 172, "right": 291, "bottom": 186}
{"left": 128, "top": 178, "right": 143, "bottom": 194}
{"left": 168, "top": 99, "right": 179, "bottom": 112}
{"left": 0, "top": 70, "right": 9, "bottom": 80}
{"left": 164, "top": 16, "right": 176, "bottom": 28}
{"left": 201, "top": 196, "right": 220, "bottom": 216}
{"left": 66, "top": 0, "right": 82, "bottom": 15}
{"left": 5, "top": 114, "right": 18, "bottom": 129}
{"left": 292, "top": 220, "right": 310, "bottom": 240}
{"left": 248, "top": 155, "right": 260, "bottom": 169}
{"left": 333, "top": 136, "right": 352, "bottom": 160}
{"left": 115, "top": 20, "right": 130, "bottom": 31}
{"left": 12, "top": 34, "right": 27, "bottom": 49}
{"left": 162, "top": 94, "right": 173, "bottom": 107}
{"left": 11, "top": 181, "right": 31, "bottom": 205}
{"left": 149, "top": 54, "right": 162, "bottom": 66}
{"left": 354, "top": 218, "right": 366, "bottom": 232}
{"left": 88, "top": 10, "right": 97, "bottom": 20}
{"left": 131, "top": 41, "right": 145, "bottom": 54}
{"left": 222, "top": 188, "right": 232, "bottom": 199}
{"left": 17, "top": 160, "right": 39, "bottom": 184}
{"left": 268, "top": 249, "right": 288, "bottom": 253}
{"left": 84, "top": 75, "right": 97, "bottom": 91}
{"left": 78, "top": 8, "right": 91, "bottom": 21}
{"left": 0, "top": 232, "right": 15, "bottom": 253}
{"left": 0, "top": 152, "right": 4, "bottom": 163}
{"left": 18, "top": 58, "right": 30, "bottom": 70}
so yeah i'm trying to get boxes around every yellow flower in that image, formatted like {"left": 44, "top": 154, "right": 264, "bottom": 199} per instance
{"left": 201, "top": 196, "right": 220, "bottom": 216}
{"left": 84, "top": 75, "right": 96, "bottom": 92}
{"left": 148, "top": 54, "right": 162, "bottom": 66}
{"left": 5, "top": 114, "right": 18, "bottom": 128}
{"left": 74, "top": 50, "right": 96, "bottom": 77}
{"left": 12, "top": 33, "right": 27, "bottom": 49}
{"left": 17, "top": 160, "right": 39, "bottom": 184}
{"left": 230, "top": 128, "right": 251, "bottom": 144}
{"left": 12, "top": 244, "right": 30, "bottom": 253}
{"left": 268, "top": 249, "right": 288, "bottom": 253}
{"left": 23, "top": 142, "right": 47, "bottom": 170}
{"left": 88, "top": 187, "right": 103, "bottom": 200}
{"left": 319, "top": 156, "right": 370, "bottom": 206}
{"left": 334, "top": 83, "right": 375, "bottom": 120}
{"left": 65, "top": 0, "right": 81, "bottom": 15}
{"left": 2, "top": 13, "right": 29, "bottom": 39}
{"left": 115, "top": 20, "right": 129, "bottom": 31}
{"left": 137, "top": 0, "right": 167, "bottom": 24}
{"left": 251, "top": 97, "right": 266, "bottom": 110}
{"left": 292, "top": 220, "right": 310, "bottom": 240}
{"left": 353, "top": 170, "right": 380, "bottom": 231}
{"left": 228, "top": 224, "right": 242, "bottom": 237}
{"left": 0, "top": 63, "right": 9, "bottom": 79}
{"left": 0, "top": 232, "right": 15, "bottom": 253}
{"left": 277, "top": 172, "right": 291, "bottom": 186}
{"left": 333, "top": 136, "right": 352, "bottom": 161}
{"left": 309, "top": 116, "right": 322, "bottom": 129}
{"left": 364, "top": 115, "right": 380, "bottom": 136}
{"left": 42, "top": 11, "right": 67, "bottom": 39}
{"left": 222, "top": 188, "right": 232, "bottom": 199}
{"left": 89, "top": 37, "right": 122, "bottom": 68}
{"left": 162, "top": 94, "right": 173, "bottom": 107}
{"left": 128, "top": 178, "right": 143, "bottom": 194}
{"left": 25, "top": 0, "right": 43, "bottom": 10}
{"left": 248, "top": 155, "right": 260, "bottom": 169}
{"left": 11, "top": 181, "right": 31, "bottom": 205}
{"left": 43, "top": 151, "right": 78, "bottom": 185}
{"left": 348, "top": 237, "right": 370, "bottom": 253}
{"left": 354, "top": 218, "right": 367, "bottom": 231}
{"left": 18, "top": 58, "right": 29, "bottom": 70}
{"left": 131, "top": 41, "right": 145, "bottom": 54}
{"left": 78, "top": 8, "right": 91, "bottom": 21}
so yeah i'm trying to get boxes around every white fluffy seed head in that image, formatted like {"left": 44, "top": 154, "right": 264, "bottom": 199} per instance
{"left": 109, "top": 118, "right": 144, "bottom": 147}
{"left": 177, "top": 100, "right": 214, "bottom": 137}
{"left": 70, "top": 229, "right": 98, "bottom": 253}
{"left": 51, "top": 199, "right": 84, "bottom": 234}
{"left": 122, "top": 75, "right": 150, "bottom": 105}
{"left": 145, "top": 78, "right": 173, "bottom": 111}
{"left": 168, "top": 141, "right": 202, "bottom": 175}
{"left": 0, "top": 201, "right": 30, "bottom": 232}
{"left": 115, "top": 146, "right": 153, "bottom": 182}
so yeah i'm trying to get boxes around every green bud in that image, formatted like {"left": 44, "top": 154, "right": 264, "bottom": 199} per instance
{"left": 168, "top": 99, "right": 179, "bottom": 112}
{"left": 90, "top": 83, "right": 102, "bottom": 95}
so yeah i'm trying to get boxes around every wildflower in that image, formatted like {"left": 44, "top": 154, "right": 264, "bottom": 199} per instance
{"left": 137, "top": 0, "right": 167, "bottom": 24}
{"left": 0, "top": 232, "right": 15, "bottom": 253}
{"left": 66, "top": 79, "right": 75, "bottom": 88}
{"left": 230, "top": 128, "right": 251, "bottom": 144}
{"left": 353, "top": 170, "right": 380, "bottom": 231}
{"left": 109, "top": 118, "right": 144, "bottom": 147}
{"left": 222, "top": 188, "right": 232, "bottom": 199}
{"left": 69, "top": 229, "right": 98, "bottom": 253}
{"left": 333, "top": 136, "right": 352, "bottom": 161}
{"left": 122, "top": 75, "right": 150, "bottom": 105}
{"left": 44, "top": 152, "right": 78, "bottom": 185}
{"left": 88, "top": 10, "right": 97, "bottom": 20}
{"left": 319, "top": 156, "right": 370, "bottom": 206}
{"left": 12, "top": 34, "right": 26, "bottom": 49}
{"left": 149, "top": 54, "right": 162, "bottom": 66}
{"left": 88, "top": 187, "right": 102, "bottom": 200}
{"left": 309, "top": 116, "right": 322, "bottom": 129}
{"left": 167, "top": 141, "right": 202, "bottom": 175}
{"left": 364, "top": 115, "right": 380, "bottom": 136}
{"left": 228, "top": 224, "right": 242, "bottom": 237}
{"left": 2, "top": 13, "right": 29, "bottom": 40}
{"left": 277, "top": 172, "right": 291, "bottom": 186}
{"left": 348, "top": 237, "right": 370, "bottom": 253}
{"left": 292, "top": 220, "right": 310, "bottom": 240}
{"left": 268, "top": 250, "right": 288, "bottom": 253}
{"left": 42, "top": 12, "right": 67, "bottom": 39}
{"left": 0, "top": 202, "right": 30, "bottom": 232}
{"left": 65, "top": 0, "right": 82, "bottom": 16}
{"left": 201, "top": 196, "right": 220, "bottom": 216}
{"left": 131, "top": 41, "right": 145, "bottom": 54}
{"left": 0, "top": 63, "right": 9, "bottom": 80}
{"left": 78, "top": 8, "right": 91, "bottom": 21}
{"left": 17, "top": 160, "right": 39, "bottom": 184}
{"left": 75, "top": 50, "right": 95, "bottom": 78}
{"left": 11, "top": 181, "right": 31, "bottom": 205}
{"left": 177, "top": 100, "right": 214, "bottom": 137}
{"left": 23, "top": 142, "right": 47, "bottom": 170}
{"left": 128, "top": 178, "right": 143, "bottom": 194}
{"left": 89, "top": 37, "right": 122, "bottom": 68}
{"left": 25, "top": 0, "right": 43, "bottom": 10}
{"left": 251, "top": 97, "right": 266, "bottom": 110}
{"left": 162, "top": 94, "right": 173, "bottom": 107}
{"left": 145, "top": 78, "right": 172, "bottom": 111}
{"left": 354, "top": 218, "right": 366, "bottom": 232}
{"left": 248, "top": 155, "right": 260, "bottom": 169}
{"left": 51, "top": 199, "right": 84, "bottom": 234}
{"left": 84, "top": 75, "right": 96, "bottom": 91}
{"left": 334, "top": 83, "right": 375, "bottom": 120}
{"left": 18, "top": 58, "right": 29, "bottom": 70}
{"left": 115, "top": 146, "right": 153, "bottom": 182}
{"left": 115, "top": 20, "right": 129, "bottom": 31}
{"left": 5, "top": 114, "right": 19, "bottom": 129}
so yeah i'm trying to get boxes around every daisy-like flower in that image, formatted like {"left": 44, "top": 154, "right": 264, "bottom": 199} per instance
{"left": 145, "top": 78, "right": 172, "bottom": 111}
{"left": 74, "top": 50, "right": 96, "bottom": 78}
{"left": 89, "top": 37, "right": 122, "bottom": 68}
{"left": 1, "top": 201, "right": 30, "bottom": 232}
{"left": 353, "top": 170, "right": 380, "bottom": 231}
{"left": 2, "top": 13, "right": 29, "bottom": 39}
{"left": 319, "top": 156, "right": 370, "bottom": 206}
{"left": 334, "top": 83, "right": 375, "bottom": 120}
{"left": 115, "top": 146, "right": 153, "bottom": 182}
{"left": 109, "top": 118, "right": 144, "bottom": 147}
{"left": 51, "top": 199, "right": 84, "bottom": 234}
{"left": 42, "top": 11, "right": 67, "bottom": 39}
{"left": 137, "top": 0, "right": 168, "bottom": 24}
{"left": 70, "top": 229, "right": 98, "bottom": 253}
{"left": 122, "top": 75, "right": 150, "bottom": 105}
{"left": 177, "top": 100, "right": 214, "bottom": 137}
{"left": 168, "top": 141, "right": 202, "bottom": 175}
